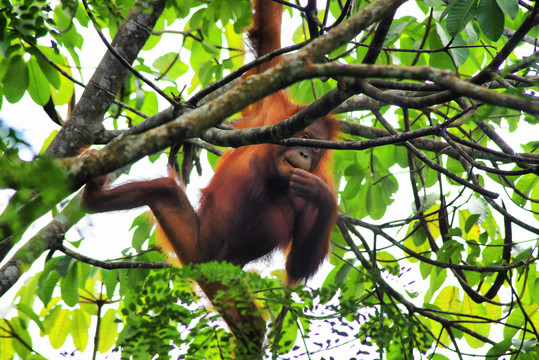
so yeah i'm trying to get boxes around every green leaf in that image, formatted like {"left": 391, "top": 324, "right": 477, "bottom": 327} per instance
{"left": 531, "top": 182, "right": 539, "bottom": 221}
{"left": 477, "top": 0, "right": 504, "bottom": 41}
{"left": 152, "top": 52, "right": 189, "bottom": 80}
{"left": 44, "top": 307, "right": 70, "bottom": 349}
{"left": 61, "top": 262, "right": 79, "bottom": 307}
{"left": 27, "top": 58, "right": 50, "bottom": 106}
{"left": 97, "top": 309, "right": 119, "bottom": 353}
{"left": 274, "top": 311, "right": 299, "bottom": 354}
{"left": 377, "top": 251, "right": 400, "bottom": 276}
{"left": 16, "top": 303, "right": 45, "bottom": 332}
{"left": 434, "top": 286, "right": 461, "bottom": 312}
{"left": 503, "top": 309, "right": 524, "bottom": 340}
{"left": 512, "top": 174, "right": 538, "bottom": 206}
{"left": 334, "top": 262, "right": 353, "bottom": 284}
{"left": 130, "top": 212, "right": 152, "bottom": 252}
{"left": 449, "top": 33, "right": 470, "bottom": 66}
{"left": 0, "top": 333, "right": 14, "bottom": 360}
{"left": 366, "top": 183, "right": 385, "bottom": 220}
{"left": 465, "top": 213, "right": 481, "bottom": 233}
{"left": 71, "top": 309, "right": 89, "bottom": 352}
{"left": 447, "top": 0, "right": 478, "bottom": 36}
{"left": 424, "top": 269, "right": 447, "bottom": 303}
{"left": 55, "top": 256, "right": 73, "bottom": 276}
{"left": 198, "top": 61, "right": 215, "bottom": 86}
{"left": 38, "top": 259, "right": 61, "bottom": 307}
{"left": 495, "top": 0, "right": 518, "bottom": 19}
{"left": 342, "top": 269, "right": 364, "bottom": 302}
{"left": 11, "top": 317, "right": 32, "bottom": 359}
{"left": 33, "top": 53, "right": 61, "bottom": 89}
{"left": 102, "top": 269, "right": 119, "bottom": 300}
{"left": 15, "top": 272, "right": 39, "bottom": 307}
{"left": 428, "top": 27, "right": 454, "bottom": 70}
{"left": 461, "top": 296, "right": 489, "bottom": 348}
{"left": 3, "top": 55, "right": 29, "bottom": 103}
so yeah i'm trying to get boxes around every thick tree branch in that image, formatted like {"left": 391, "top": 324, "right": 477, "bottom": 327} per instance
{"left": 58, "top": 0, "right": 409, "bottom": 184}
{"left": 45, "top": 0, "right": 167, "bottom": 158}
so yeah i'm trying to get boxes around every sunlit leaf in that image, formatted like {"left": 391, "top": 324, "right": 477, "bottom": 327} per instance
{"left": 45, "top": 307, "right": 70, "bottom": 349}
{"left": 71, "top": 309, "right": 89, "bottom": 352}
{"left": 461, "top": 295, "right": 489, "bottom": 348}
{"left": 434, "top": 286, "right": 461, "bottom": 313}
{"left": 27, "top": 58, "right": 50, "bottom": 106}
{"left": 152, "top": 52, "right": 189, "bottom": 80}
{"left": 97, "top": 308, "right": 119, "bottom": 353}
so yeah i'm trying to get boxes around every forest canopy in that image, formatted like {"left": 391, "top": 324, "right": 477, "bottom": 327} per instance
{"left": 1, "top": 0, "right": 539, "bottom": 359}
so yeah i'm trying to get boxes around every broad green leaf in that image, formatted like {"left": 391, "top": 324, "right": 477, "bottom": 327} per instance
{"left": 449, "top": 33, "right": 470, "bottom": 66}
{"left": 465, "top": 213, "right": 481, "bottom": 233}
{"left": 404, "top": 221, "right": 429, "bottom": 263}
{"left": 139, "top": 91, "right": 158, "bottom": 119}
{"left": 366, "top": 183, "right": 385, "bottom": 220}
{"left": 143, "top": 13, "right": 164, "bottom": 51}
{"left": 152, "top": 52, "right": 189, "bottom": 80}
{"left": 533, "top": 278, "right": 539, "bottom": 305}
{"left": 52, "top": 4, "right": 72, "bottom": 29}
{"left": 461, "top": 295, "right": 489, "bottom": 348}
{"left": 97, "top": 308, "right": 119, "bottom": 353}
{"left": 334, "top": 262, "right": 353, "bottom": 285}
{"left": 71, "top": 309, "right": 89, "bottom": 352}
{"left": 503, "top": 309, "right": 524, "bottom": 340}
{"left": 477, "top": 0, "right": 504, "bottom": 41}
{"left": 436, "top": 239, "right": 460, "bottom": 263}
{"left": 34, "top": 53, "right": 61, "bottom": 89}
{"left": 341, "top": 164, "right": 366, "bottom": 200}
{"left": 425, "top": 204, "right": 442, "bottom": 240}
{"left": 424, "top": 268, "right": 447, "bottom": 303}
{"left": 431, "top": 355, "right": 450, "bottom": 360}
{"left": 15, "top": 273, "right": 39, "bottom": 307}
{"left": 447, "top": 0, "right": 478, "bottom": 36}
{"left": 496, "top": 0, "right": 518, "bottom": 19}
{"left": 320, "top": 262, "right": 350, "bottom": 303}
{"left": 130, "top": 211, "right": 153, "bottom": 252}
{"left": 377, "top": 251, "right": 400, "bottom": 275}
{"left": 224, "top": 22, "right": 244, "bottom": 69}
{"left": 10, "top": 318, "right": 32, "bottom": 359}
{"left": 102, "top": 269, "right": 119, "bottom": 300}
{"left": 484, "top": 295, "right": 502, "bottom": 319}
{"left": 434, "top": 286, "right": 461, "bottom": 313}
{"left": 45, "top": 307, "right": 70, "bottom": 349}
{"left": 38, "top": 259, "right": 61, "bottom": 306}
{"left": 512, "top": 174, "right": 539, "bottom": 206}
{"left": 3, "top": 55, "right": 29, "bottom": 103}
{"left": 198, "top": 61, "right": 215, "bottom": 87}
{"left": 50, "top": 64, "right": 74, "bottom": 106}
{"left": 40, "top": 130, "right": 59, "bottom": 154}
{"left": 16, "top": 303, "right": 45, "bottom": 332}
{"left": 55, "top": 256, "right": 73, "bottom": 277}
{"left": 342, "top": 269, "right": 364, "bottom": 302}
{"left": 61, "top": 262, "right": 79, "bottom": 307}
{"left": 428, "top": 28, "right": 454, "bottom": 69}
{"left": 531, "top": 182, "right": 539, "bottom": 220}
{"left": 0, "top": 335, "right": 14, "bottom": 360}
{"left": 274, "top": 310, "right": 299, "bottom": 354}
{"left": 27, "top": 58, "right": 50, "bottom": 106}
